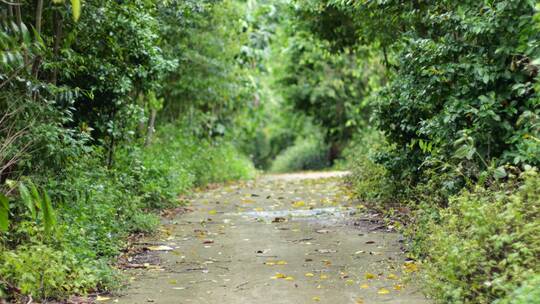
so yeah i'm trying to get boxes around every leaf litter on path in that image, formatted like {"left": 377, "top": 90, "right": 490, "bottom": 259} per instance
{"left": 115, "top": 172, "right": 431, "bottom": 304}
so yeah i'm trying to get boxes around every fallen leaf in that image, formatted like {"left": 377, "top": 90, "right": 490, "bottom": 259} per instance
{"left": 277, "top": 260, "right": 288, "bottom": 265}
{"left": 208, "top": 210, "right": 217, "bottom": 215}
{"left": 312, "top": 296, "right": 320, "bottom": 301}
{"left": 271, "top": 273, "right": 287, "bottom": 279}
{"left": 146, "top": 245, "right": 174, "bottom": 251}
{"left": 292, "top": 201, "right": 306, "bottom": 208}
{"left": 387, "top": 273, "right": 398, "bottom": 280}
{"left": 319, "top": 274, "right": 328, "bottom": 280}
{"left": 305, "top": 272, "right": 315, "bottom": 277}
{"left": 272, "top": 217, "right": 287, "bottom": 223}
{"left": 393, "top": 284, "right": 403, "bottom": 291}
{"left": 364, "top": 272, "right": 376, "bottom": 280}
{"left": 377, "top": 288, "right": 390, "bottom": 295}
{"left": 316, "top": 249, "right": 337, "bottom": 254}
{"left": 355, "top": 299, "right": 364, "bottom": 304}
{"left": 359, "top": 283, "right": 369, "bottom": 289}
{"left": 285, "top": 276, "right": 294, "bottom": 281}
{"left": 96, "top": 296, "right": 111, "bottom": 302}
{"left": 404, "top": 261, "right": 419, "bottom": 273}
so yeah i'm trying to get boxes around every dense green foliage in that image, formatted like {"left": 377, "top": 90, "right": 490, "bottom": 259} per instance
{"left": 291, "top": 1, "right": 540, "bottom": 303}
{"left": 1, "top": 0, "right": 255, "bottom": 301}
{"left": 2, "top": 0, "right": 539, "bottom": 302}
{"left": 423, "top": 170, "right": 539, "bottom": 303}
{"left": 270, "top": 136, "right": 328, "bottom": 173}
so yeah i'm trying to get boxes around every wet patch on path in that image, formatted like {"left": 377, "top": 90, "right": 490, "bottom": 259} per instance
{"left": 115, "top": 172, "right": 430, "bottom": 304}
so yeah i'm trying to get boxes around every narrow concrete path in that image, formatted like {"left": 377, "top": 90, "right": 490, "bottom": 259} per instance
{"left": 116, "top": 172, "right": 430, "bottom": 304}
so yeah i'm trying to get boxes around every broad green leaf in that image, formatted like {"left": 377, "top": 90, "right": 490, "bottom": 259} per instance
{"left": 28, "top": 182, "right": 41, "bottom": 211}
{"left": 41, "top": 191, "right": 56, "bottom": 234}
{"left": 71, "top": 0, "right": 81, "bottom": 22}
{"left": 493, "top": 166, "right": 507, "bottom": 180}
{"left": 0, "top": 193, "right": 9, "bottom": 232}
{"left": 19, "top": 183, "right": 36, "bottom": 219}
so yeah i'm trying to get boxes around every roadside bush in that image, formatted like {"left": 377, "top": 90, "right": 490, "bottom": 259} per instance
{"left": 421, "top": 170, "right": 540, "bottom": 303}
{"left": 0, "top": 124, "right": 255, "bottom": 301}
{"left": 341, "top": 129, "right": 399, "bottom": 206}
{"left": 502, "top": 274, "right": 540, "bottom": 304}
{"left": 140, "top": 124, "right": 255, "bottom": 198}
{"left": 270, "top": 137, "right": 329, "bottom": 173}
{"left": 128, "top": 213, "right": 161, "bottom": 234}
{"left": 346, "top": 155, "right": 396, "bottom": 206}
{"left": 0, "top": 244, "right": 116, "bottom": 301}
{"left": 193, "top": 142, "right": 256, "bottom": 185}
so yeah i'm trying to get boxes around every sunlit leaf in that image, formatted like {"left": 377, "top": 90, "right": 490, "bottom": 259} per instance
{"left": 71, "top": 0, "right": 81, "bottom": 22}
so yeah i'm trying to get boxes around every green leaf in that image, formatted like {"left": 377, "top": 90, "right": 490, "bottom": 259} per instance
{"left": 0, "top": 193, "right": 9, "bottom": 232}
{"left": 71, "top": 0, "right": 81, "bottom": 22}
{"left": 493, "top": 166, "right": 507, "bottom": 180}
{"left": 19, "top": 183, "right": 36, "bottom": 219}
{"left": 41, "top": 191, "right": 56, "bottom": 234}
{"left": 28, "top": 182, "right": 41, "bottom": 211}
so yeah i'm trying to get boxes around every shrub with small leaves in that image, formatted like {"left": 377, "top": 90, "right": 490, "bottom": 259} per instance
{"left": 422, "top": 170, "right": 540, "bottom": 303}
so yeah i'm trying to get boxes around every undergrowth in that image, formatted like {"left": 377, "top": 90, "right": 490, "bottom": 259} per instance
{"left": 270, "top": 136, "right": 329, "bottom": 173}
{"left": 0, "top": 125, "right": 254, "bottom": 302}
{"left": 346, "top": 139, "right": 540, "bottom": 303}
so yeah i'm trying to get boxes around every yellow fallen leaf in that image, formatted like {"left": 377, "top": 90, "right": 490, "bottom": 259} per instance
{"left": 364, "top": 272, "right": 376, "bottom": 279}
{"left": 271, "top": 272, "right": 287, "bottom": 279}
{"left": 316, "top": 284, "right": 322, "bottom": 289}
{"left": 404, "top": 261, "right": 419, "bottom": 273}
{"left": 208, "top": 210, "right": 217, "bottom": 215}
{"left": 359, "top": 283, "right": 369, "bottom": 289}
{"left": 319, "top": 274, "right": 328, "bottom": 280}
{"left": 378, "top": 288, "right": 390, "bottom": 295}
{"left": 312, "top": 296, "right": 320, "bottom": 301}
{"left": 254, "top": 207, "right": 264, "bottom": 212}
{"left": 285, "top": 276, "right": 294, "bottom": 281}
{"left": 305, "top": 272, "right": 315, "bottom": 277}
{"left": 96, "top": 296, "right": 110, "bottom": 302}
{"left": 277, "top": 260, "right": 288, "bottom": 265}
{"left": 169, "top": 279, "right": 177, "bottom": 285}
{"left": 393, "top": 284, "right": 403, "bottom": 291}
{"left": 387, "top": 273, "right": 398, "bottom": 280}
{"left": 355, "top": 299, "right": 364, "bottom": 304}
{"left": 265, "top": 261, "right": 276, "bottom": 266}
{"left": 292, "top": 201, "right": 306, "bottom": 208}
{"left": 345, "top": 279, "right": 355, "bottom": 285}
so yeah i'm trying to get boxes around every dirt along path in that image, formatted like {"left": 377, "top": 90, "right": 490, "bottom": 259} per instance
{"left": 116, "top": 172, "right": 430, "bottom": 304}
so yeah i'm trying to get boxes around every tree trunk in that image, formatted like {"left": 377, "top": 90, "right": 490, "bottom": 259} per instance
{"left": 327, "top": 141, "right": 343, "bottom": 165}
{"left": 15, "top": 3, "right": 22, "bottom": 26}
{"left": 35, "top": 0, "right": 44, "bottom": 35}
{"left": 144, "top": 109, "right": 157, "bottom": 147}
{"left": 51, "top": 11, "right": 63, "bottom": 84}
{"left": 7, "top": 4, "right": 13, "bottom": 20}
